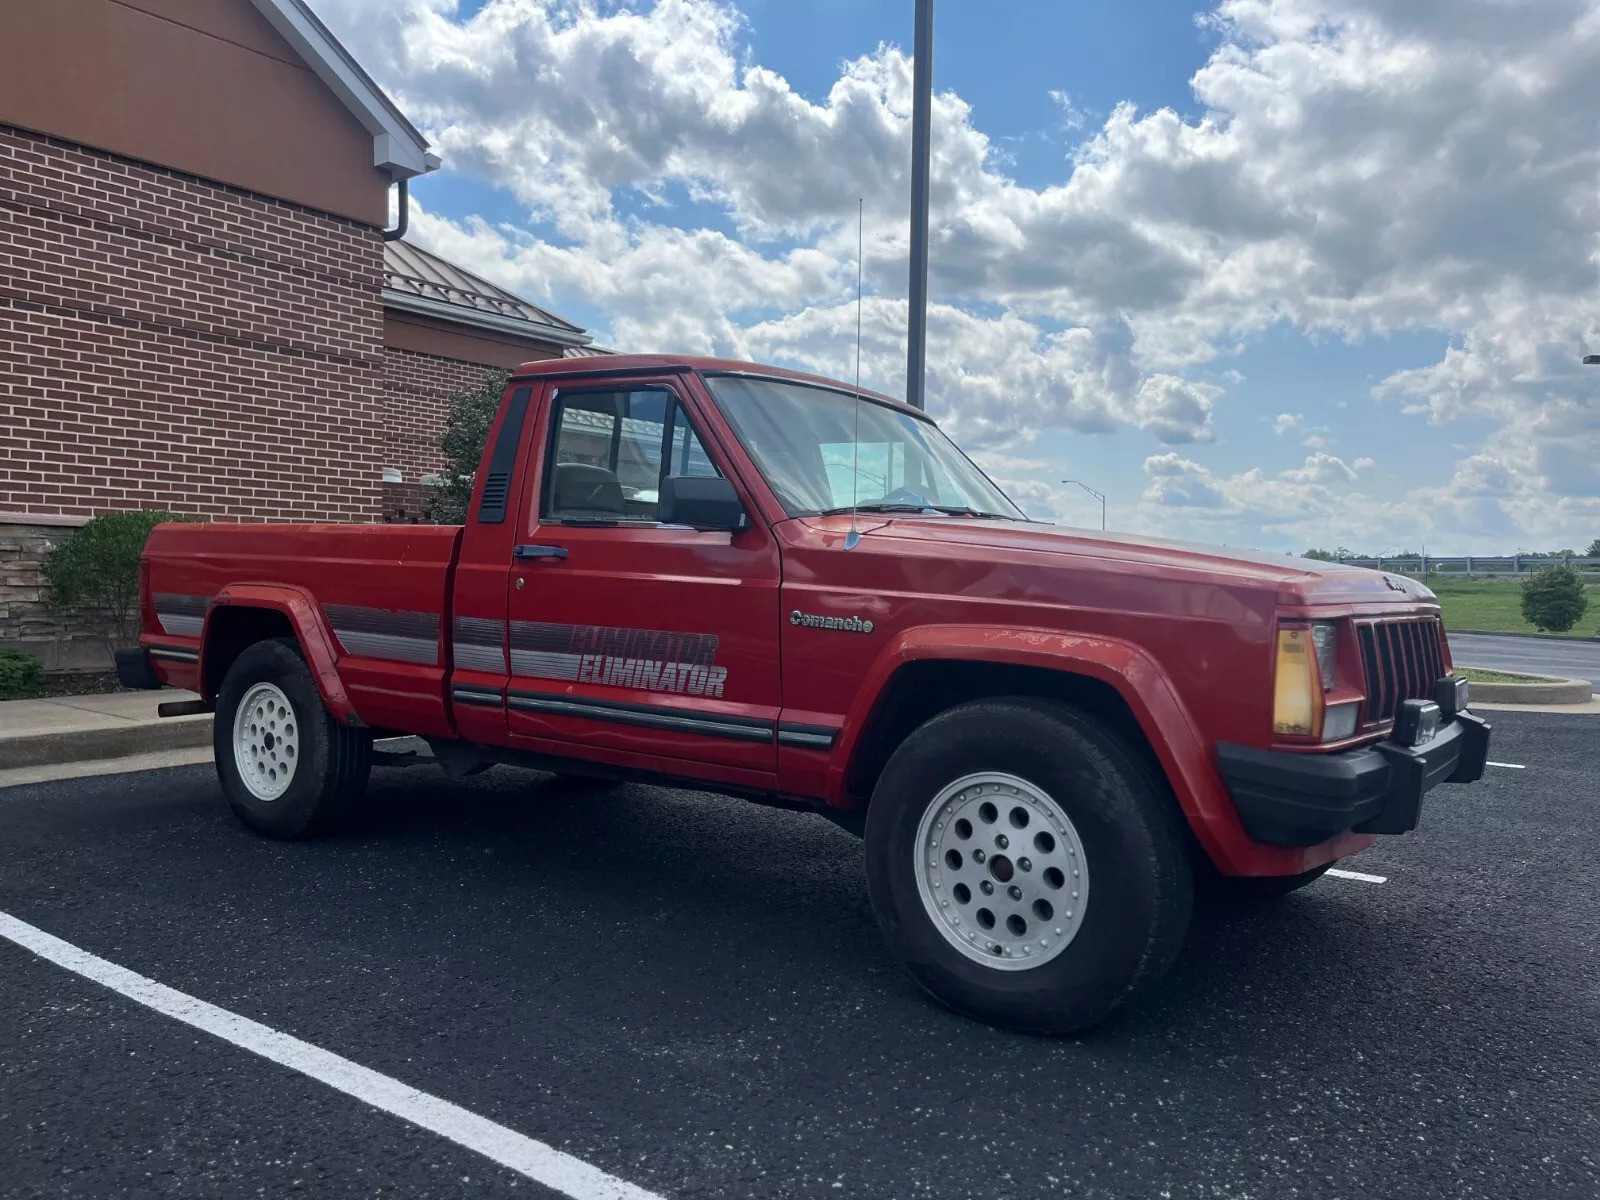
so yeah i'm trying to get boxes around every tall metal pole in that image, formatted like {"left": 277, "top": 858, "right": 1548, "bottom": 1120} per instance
{"left": 906, "top": 0, "right": 934, "bottom": 410}
{"left": 1062, "top": 480, "right": 1107, "bottom": 531}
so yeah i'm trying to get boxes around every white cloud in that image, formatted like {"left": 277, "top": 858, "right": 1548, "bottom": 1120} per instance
{"left": 319, "top": 0, "right": 1600, "bottom": 551}
{"left": 1282, "top": 451, "right": 1359, "bottom": 484}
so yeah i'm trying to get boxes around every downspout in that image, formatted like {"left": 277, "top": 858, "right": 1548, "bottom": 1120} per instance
{"left": 382, "top": 178, "right": 409, "bottom": 242}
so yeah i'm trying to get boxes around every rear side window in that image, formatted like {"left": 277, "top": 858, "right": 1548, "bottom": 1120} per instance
{"left": 542, "top": 388, "right": 720, "bottom": 524}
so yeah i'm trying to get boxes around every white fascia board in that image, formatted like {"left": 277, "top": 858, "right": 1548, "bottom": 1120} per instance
{"left": 250, "top": 0, "right": 437, "bottom": 180}
{"left": 382, "top": 289, "right": 594, "bottom": 349}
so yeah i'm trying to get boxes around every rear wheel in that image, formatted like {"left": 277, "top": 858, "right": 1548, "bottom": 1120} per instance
{"left": 865, "top": 698, "right": 1192, "bottom": 1033}
{"left": 214, "top": 638, "right": 371, "bottom": 839}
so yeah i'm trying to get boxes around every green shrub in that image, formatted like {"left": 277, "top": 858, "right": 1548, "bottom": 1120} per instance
{"left": 0, "top": 647, "right": 45, "bottom": 701}
{"left": 1519, "top": 564, "right": 1589, "bottom": 633}
{"left": 42, "top": 510, "right": 197, "bottom": 654}
{"left": 427, "top": 368, "right": 511, "bottom": 524}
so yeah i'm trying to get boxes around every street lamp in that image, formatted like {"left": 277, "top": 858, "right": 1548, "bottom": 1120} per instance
{"left": 1583, "top": 354, "right": 1600, "bottom": 365}
{"left": 906, "top": 0, "right": 934, "bottom": 410}
{"left": 1062, "top": 480, "right": 1106, "bottom": 531}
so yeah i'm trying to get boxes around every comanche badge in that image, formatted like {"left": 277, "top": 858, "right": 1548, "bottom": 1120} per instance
{"left": 791, "top": 610, "right": 875, "bottom": 634}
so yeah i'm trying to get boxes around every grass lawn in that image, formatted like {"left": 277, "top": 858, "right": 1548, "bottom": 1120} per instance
{"left": 1454, "top": 666, "right": 1551, "bottom": 684}
{"left": 1427, "top": 578, "right": 1599, "bottom": 638}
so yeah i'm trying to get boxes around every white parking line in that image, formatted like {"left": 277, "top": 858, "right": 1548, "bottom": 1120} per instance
{"left": 1486, "top": 761, "right": 1526, "bottom": 769}
{"left": 1326, "top": 868, "right": 1388, "bottom": 884}
{"left": 0, "top": 911, "right": 663, "bottom": 1200}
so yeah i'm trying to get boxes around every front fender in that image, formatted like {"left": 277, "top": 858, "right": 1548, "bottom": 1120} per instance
{"left": 833, "top": 624, "right": 1371, "bottom": 876}
{"left": 202, "top": 584, "right": 361, "bottom": 727}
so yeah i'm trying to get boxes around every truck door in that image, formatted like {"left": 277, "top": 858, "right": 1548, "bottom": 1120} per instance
{"left": 502, "top": 375, "right": 781, "bottom": 785}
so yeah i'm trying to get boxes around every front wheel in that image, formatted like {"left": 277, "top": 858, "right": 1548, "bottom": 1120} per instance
{"left": 865, "top": 698, "right": 1193, "bottom": 1034}
{"left": 214, "top": 638, "right": 371, "bottom": 839}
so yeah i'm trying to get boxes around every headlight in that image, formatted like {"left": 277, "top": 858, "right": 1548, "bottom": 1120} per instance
{"left": 1310, "top": 621, "right": 1337, "bottom": 691}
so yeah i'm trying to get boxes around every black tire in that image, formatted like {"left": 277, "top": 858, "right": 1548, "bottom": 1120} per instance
{"left": 213, "top": 638, "right": 371, "bottom": 839}
{"left": 864, "top": 697, "right": 1193, "bottom": 1034}
{"left": 1196, "top": 862, "right": 1332, "bottom": 905}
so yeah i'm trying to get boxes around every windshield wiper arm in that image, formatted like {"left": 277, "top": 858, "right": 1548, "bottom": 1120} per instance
{"left": 925, "top": 505, "right": 1011, "bottom": 519}
{"left": 815, "top": 503, "right": 932, "bottom": 515}
{"left": 814, "top": 503, "right": 1014, "bottom": 519}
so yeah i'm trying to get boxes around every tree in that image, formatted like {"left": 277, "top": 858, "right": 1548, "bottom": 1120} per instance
{"left": 1520, "top": 564, "right": 1589, "bottom": 634}
{"left": 43, "top": 510, "right": 197, "bottom": 655}
{"left": 1586, "top": 538, "right": 1600, "bottom": 558}
{"left": 427, "top": 368, "right": 511, "bottom": 524}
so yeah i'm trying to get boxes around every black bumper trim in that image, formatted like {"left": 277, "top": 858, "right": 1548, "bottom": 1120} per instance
{"left": 1217, "top": 712, "right": 1491, "bottom": 847}
{"left": 115, "top": 647, "right": 163, "bottom": 690}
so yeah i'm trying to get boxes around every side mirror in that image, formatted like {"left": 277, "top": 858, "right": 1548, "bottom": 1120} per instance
{"left": 659, "top": 475, "right": 747, "bottom": 531}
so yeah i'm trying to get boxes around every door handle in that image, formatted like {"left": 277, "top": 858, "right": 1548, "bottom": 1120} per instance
{"left": 513, "top": 544, "right": 568, "bottom": 561}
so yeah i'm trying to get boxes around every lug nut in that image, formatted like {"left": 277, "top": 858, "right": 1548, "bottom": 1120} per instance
{"left": 1018, "top": 857, "right": 1032, "bottom": 872}
{"left": 1007, "top": 885, "right": 1023, "bottom": 901}
{"left": 980, "top": 880, "right": 994, "bottom": 895}
{"left": 973, "top": 848, "right": 986, "bottom": 864}
{"left": 995, "top": 834, "right": 1009, "bottom": 850}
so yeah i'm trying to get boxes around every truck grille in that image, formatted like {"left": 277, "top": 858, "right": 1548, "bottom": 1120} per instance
{"left": 1357, "top": 617, "right": 1446, "bottom": 725}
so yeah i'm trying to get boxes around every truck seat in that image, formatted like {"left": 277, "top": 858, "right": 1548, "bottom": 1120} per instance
{"left": 552, "top": 462, "right": 627, "bottom": 520}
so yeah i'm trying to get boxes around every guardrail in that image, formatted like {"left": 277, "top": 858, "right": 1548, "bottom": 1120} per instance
{"left": 1336, "top": 556, "right": 1600, "bottom": 578}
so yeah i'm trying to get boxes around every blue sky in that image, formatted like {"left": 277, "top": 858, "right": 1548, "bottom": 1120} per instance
{"left": 330, "top": 0, "right": 1600, "bottom": 553}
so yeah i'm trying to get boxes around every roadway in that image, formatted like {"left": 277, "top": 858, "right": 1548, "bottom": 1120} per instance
{"left": 1447, "top": 631, "right": 1600, "bottom": 686}
{"left": 3, "top": 712, "right": 1598, "bottom": 1199}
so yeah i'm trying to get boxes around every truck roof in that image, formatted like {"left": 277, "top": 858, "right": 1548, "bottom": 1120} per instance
{"left": 509, "top": 354, "right": 919, "bottom": 417}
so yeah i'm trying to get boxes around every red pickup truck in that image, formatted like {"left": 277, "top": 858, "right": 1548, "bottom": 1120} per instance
{"left": 121, "top": 354, "right": 1490, "bottom": 1032}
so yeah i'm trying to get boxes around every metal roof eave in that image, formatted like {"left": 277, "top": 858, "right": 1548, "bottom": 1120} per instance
{"left": 382, "top": 289, "right": 595, "bottom": 349}
{"left": 249, "top": 0, "right": 440, "bottom": 180}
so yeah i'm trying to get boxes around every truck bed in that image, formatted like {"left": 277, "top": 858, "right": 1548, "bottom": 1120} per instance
{"left": 143, "top": 522, "right": 463, "bottom": 735}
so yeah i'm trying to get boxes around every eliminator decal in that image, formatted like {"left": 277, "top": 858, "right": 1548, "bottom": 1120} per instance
{"left": 509, "top": 621, "right": 729, "bottom": 698}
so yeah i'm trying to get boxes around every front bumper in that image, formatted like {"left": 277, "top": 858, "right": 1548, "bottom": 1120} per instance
{"left": 1216, "top": 711, "right": 1491, "bottom": 847}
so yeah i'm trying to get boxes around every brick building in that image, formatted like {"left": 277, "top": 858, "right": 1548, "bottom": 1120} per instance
{"left": 1, "top": 0, "right": 592, "bottom": 669}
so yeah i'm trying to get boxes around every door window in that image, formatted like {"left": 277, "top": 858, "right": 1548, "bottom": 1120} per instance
{"left": 543, "top": 388, "right": 720, "bottom": 524}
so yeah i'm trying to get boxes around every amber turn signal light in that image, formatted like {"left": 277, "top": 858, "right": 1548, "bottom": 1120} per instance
{"left": 1272, "top": 627, "right": 1325, "bottom": 737}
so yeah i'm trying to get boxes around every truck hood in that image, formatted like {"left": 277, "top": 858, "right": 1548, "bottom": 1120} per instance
{"left": 810, "top": 516, "right": 1436, "bottom": 609}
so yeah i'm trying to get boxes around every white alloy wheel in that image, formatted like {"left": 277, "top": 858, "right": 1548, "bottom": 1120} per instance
{"left": 914, "top": 772, "right": 1090, "bottom": 971}
{"left": 232, "top": 682, "right": 300, "bottom": 802}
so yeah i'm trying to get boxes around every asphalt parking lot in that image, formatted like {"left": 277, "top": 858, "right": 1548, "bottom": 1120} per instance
{"left": 3, "top": 709, "right": 1597, "bottom": 1199}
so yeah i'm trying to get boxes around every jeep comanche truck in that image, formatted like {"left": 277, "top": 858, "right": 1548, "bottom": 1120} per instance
{"left": 121, "top": 354, "right": 1491, "bottom": 1032}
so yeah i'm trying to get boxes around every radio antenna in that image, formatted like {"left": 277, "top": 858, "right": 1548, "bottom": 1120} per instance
{"left": 846, "top": 198, "right": 864, "bottom": 551}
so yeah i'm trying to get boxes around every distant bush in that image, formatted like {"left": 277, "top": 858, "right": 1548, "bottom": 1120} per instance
{"left": 0, "top": 647, "right": 45, "bottom": 700}
{"left": 42, "top": 510, "right": 197, "bottom": 654}
{"left": 1519, "top": 564, "right": 1589, "bottom": 633}
{"left": 428, "top": 369, "right": 511, "bottom": 524}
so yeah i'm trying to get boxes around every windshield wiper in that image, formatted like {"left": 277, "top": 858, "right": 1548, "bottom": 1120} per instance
{"left": 924, "top": 505, "right": 1011, "bottom": 519}
{"left": 814, "top": 503, "right": 1013, "bottom": 519}
{"left": 815, "top": 503, "right": 932, "bottom": 515}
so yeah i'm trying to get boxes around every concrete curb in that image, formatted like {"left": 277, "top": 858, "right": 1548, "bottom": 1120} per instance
{"left": 1464, "top": 672, "right": 1594, "bottom": 706}
{"left": 0, "top": 715, "right": 213, "bottom": 771}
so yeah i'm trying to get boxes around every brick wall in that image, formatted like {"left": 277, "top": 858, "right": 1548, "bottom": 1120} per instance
{"left": 379, "top": 345, "right": 496, "bottom": 485}
{"left": 0, "top": 124, "right": 386, "bottom": 524}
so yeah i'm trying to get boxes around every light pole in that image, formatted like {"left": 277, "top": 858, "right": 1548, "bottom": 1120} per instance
{"left": 906, "top": 0, "right": 934, "bottom": 410}
{"left": 1062, "top": 480, "right": 1106, "bottom": 531}
{"left": 1584, "top": 354, "right": 1599, "bottom": 365}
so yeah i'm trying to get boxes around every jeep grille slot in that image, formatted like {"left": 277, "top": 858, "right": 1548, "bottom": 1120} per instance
{"left": 1357, "top": 617, "right": 1445, "bottom": 725}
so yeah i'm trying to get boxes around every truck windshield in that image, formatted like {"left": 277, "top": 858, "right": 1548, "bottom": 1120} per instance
{"left": 705, "top": 376, "right": 1024, "bottom": 520}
